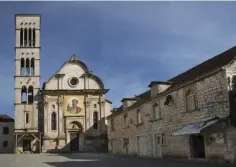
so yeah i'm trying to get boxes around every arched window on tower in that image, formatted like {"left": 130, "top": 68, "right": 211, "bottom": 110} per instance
{"left": 21, "top": 86, "right": 27, "bottom": 103}
{"left": 20, "top": 28, "right": 23, "bottom": 47}
{"left": 33, "top": 28, "right": 36, "bottom": 47}
{"left": 93, "top": 111, "right": 98, "bottom": 129}
{"left": 20, "top": 58, "right": 25, "bottom": 76}
{"left": 24, "top": 28, "right": 27, "bottom": 47}
{"left": 30, "top": 58, "right": 35, "bottom": 75}
{"left": 28, "top": 28, "right": 32, "bottom": 47}
{"left": 51, "top": 112, "right": 57, "bottom": 130}
{"left": 25, "top": 58, "right": 30, "bottom": 76}
{"left": 28, "top": 86, "right": 34, "bottom": 104}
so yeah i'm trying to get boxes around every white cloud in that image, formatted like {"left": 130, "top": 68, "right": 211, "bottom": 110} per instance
{"left": 3, "top": 2, "right": 236, "bottom": 111}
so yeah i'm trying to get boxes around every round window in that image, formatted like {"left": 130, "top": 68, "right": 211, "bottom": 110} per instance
{"left": 69, "top": 77, "right": 79, "bottom": 87}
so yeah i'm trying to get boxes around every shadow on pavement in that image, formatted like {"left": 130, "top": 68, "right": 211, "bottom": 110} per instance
{"left": 43, "top": 153, "right": 236, "bottom": 167}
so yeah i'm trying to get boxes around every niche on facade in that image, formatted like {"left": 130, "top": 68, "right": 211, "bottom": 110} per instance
{"left": 68, "top": 121, "right": 83, "bottom": 131}
{"left": 208, "top": 133, "right": 224, "bottom": 145}
{"left": 164, "top": 95, "right": 173, "bottom": 106}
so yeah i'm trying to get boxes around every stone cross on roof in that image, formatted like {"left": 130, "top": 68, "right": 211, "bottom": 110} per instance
{"left": 70, "top": 54, "right": 78, "bottom": 61}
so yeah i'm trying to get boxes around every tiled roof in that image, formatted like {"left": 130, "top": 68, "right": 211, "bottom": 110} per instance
{"left": 107, "top": 46, "right": 236, "bottom": 119}
{"left": 0, "top": 115, "right": 14, "bottom": 122}
{"left": 168, "top": 46, "right": 236, "bottom": 84}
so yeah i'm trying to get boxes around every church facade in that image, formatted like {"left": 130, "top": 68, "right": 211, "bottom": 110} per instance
{"left": 14, "top": 14, "right": 111, "bottom": 154}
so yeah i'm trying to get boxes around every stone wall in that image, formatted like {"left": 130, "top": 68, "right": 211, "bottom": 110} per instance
{"left": 42, "top": 93, "right": 110, "bottom": 153}
{"left": 0, "top": 122, "right": 15, "bottom": 153}
{"left": 108, "top": 69, "right": 235, "bottom": 162}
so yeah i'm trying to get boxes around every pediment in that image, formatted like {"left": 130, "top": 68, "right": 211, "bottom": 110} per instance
{"left": 43, "top": 56, "right": 104, "bottom": 90}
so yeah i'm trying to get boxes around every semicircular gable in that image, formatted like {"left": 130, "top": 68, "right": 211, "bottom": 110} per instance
{"left": 89, "top": 74, "right": 104, "bottom": 89}
{"left": 63, "top": 59, "right": 89, "bottom": 73}
{"left": 85, "top": 73, "right": 104, "bottom": 89}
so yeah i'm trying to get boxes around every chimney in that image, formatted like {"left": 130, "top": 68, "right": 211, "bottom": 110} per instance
{"left": 121, "top": 98, "right": 139, "bottom": 110}
{"left": 148, "top": 81, "right": 172, "bottom": 97}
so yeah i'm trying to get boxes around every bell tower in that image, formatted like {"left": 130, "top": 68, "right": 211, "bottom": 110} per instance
{"left": 14, "top": 14, "right": 41, "bottom": 153}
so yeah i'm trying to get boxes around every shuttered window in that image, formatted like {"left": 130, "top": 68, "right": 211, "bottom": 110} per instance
{"left": 187, "top": 94, "right": 196, "bottom": 111}
{"left": 153, "top": 104, "right": 160, "bottom": 119}
{"left": 137, "top": 110, "right": 142, "bottom": 123}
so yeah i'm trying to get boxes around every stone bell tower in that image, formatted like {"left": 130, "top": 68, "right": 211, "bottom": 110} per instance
{"left": 14, "top": 14, "right": 42, "bottom": 153}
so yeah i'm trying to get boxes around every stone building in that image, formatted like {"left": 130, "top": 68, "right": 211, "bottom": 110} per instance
{"left": 0, "top": 115, "right": 14, "bottom": 153}
{"left": 14, "top": 14, "right": 111, "bottom": 154}
{"left": 107, "top": 46, "right": 236, "bottom": 163}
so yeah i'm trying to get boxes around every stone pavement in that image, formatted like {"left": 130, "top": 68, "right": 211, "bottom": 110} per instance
{"left": 0, "top": 153, "right": 234, "bottom": 167}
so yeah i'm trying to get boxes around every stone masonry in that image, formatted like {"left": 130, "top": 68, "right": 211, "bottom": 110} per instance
{"left": 107, "top": 48, "right": 236, "bottom": 163}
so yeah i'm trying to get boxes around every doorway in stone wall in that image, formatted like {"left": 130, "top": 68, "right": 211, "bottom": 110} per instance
{"left": 190, "top": 134, "right": 206, "bottom": 158}
{"left": 23, "top": 140, "right": 31, "bottom": 152}
{"left": 70, "top": 132, "right": 79, "bottom": 152}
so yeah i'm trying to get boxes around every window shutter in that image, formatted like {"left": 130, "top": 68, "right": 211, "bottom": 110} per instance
{"left": 187, "top": 95, "right": 195, "bottom": 111}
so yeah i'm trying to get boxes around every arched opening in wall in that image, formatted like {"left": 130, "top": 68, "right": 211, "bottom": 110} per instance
{"left": 28, "top": 28, "right": 32, "bottom": 47}
{"left": 69, "top": 121, "right": 82, "bottom": 152}
{"left": 33, "top": 28, "right": 36, "bottom": 47}
{"left": 93, "top": 111, "right": 98, "bottom": 129}
{"left": 30, "top": 58, "right": 35, "bottom": 75}
{"left": 24, "top": 28, "right": 27, "bottom": 47}
{"left": 20, "top": 58, "right": 25, "bottom": 76}
{"left": 20, "top": 28, "right": 23, "bottom": 47}
{"left": 51, "top": 112, "right": 57, "bottom": 130}
{"left": 28, "top": 86, "right": 34, "bottom": 104}
{"left": 25, "top": 58, "right": 30, "bottom": 76}
{"left": 21, "top": 86, "right": 27, "bottom": 103}
{"left": 25, "top": 112, "right": 29, "bottom": 124}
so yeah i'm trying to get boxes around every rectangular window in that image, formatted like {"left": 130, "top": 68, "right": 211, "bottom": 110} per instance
{"left": 111, "top": 119, "right": 114, "bottom": 131}
{"left": 187, "top": 94, "right": 196, "bottom": 111}
{"left": 123, "top": 114, "right": 128, "bottom": 127}
{"left": 137, "top": 110, "right": 142, "bottom": 123}
{"left": 208, "top": 133, "right": 225, "bottom": 145}
{"left": 162, "top": 133, "right": 167, "bottom": 145}
{"left": 153, "top": 105, "right": 160, "bottom": 119}
{"left": 3, "top": 127, "right": 9, "bottom": 135}
{"left": 123, "top": 138, "right": 129, "bottom": 148}
{"left": 157, "top": 136, "right": 161, "bottom": 144}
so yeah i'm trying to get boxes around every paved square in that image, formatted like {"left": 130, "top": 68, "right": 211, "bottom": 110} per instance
{"left": 0, "top": 153, "right": 234, "bottom": 167}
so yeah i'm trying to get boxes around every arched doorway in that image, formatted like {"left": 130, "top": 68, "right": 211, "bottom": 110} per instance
{"left": 68, "top": 121, "right": 83, "bottom": 152}
{"left": 189, "top": 134, "right": 206, "bottom": 158}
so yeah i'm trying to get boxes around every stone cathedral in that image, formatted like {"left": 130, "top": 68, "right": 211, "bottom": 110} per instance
{"left": 14, "top": 14, "right": 111, "bottom": 154}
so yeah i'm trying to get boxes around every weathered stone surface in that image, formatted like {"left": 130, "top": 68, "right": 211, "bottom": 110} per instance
{"left": 108, "top": 68, "right": 236, "bottom": 162}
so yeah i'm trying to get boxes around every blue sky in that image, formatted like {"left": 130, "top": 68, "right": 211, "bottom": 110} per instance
{"left": 0, "top": 2, "right": 236, "bottom": 118}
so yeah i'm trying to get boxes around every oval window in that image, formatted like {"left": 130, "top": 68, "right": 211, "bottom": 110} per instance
{"left": 69, "top": 77, "right": 79, "bottom": 87}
